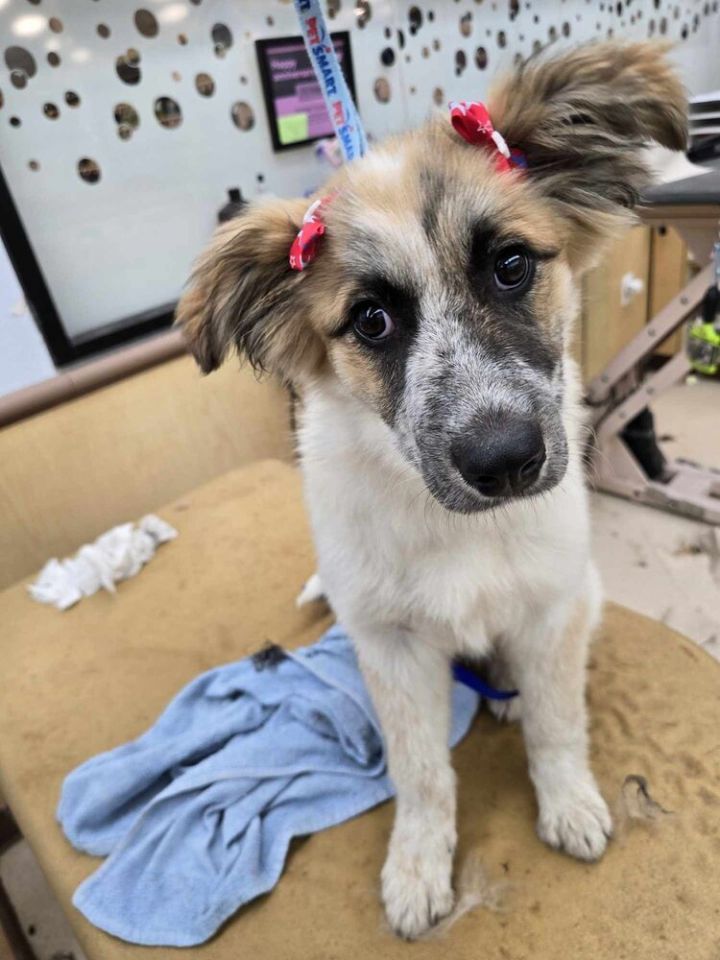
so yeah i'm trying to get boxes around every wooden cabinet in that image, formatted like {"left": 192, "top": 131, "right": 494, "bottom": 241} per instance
{"left": 580, "top": 226, "right": 651, "bottom": 382}
{"left": 648, "top": 225, "right": 689, "bottom": 357}
{"left": 578, "top": 224, "right": 689, "bottom": 382}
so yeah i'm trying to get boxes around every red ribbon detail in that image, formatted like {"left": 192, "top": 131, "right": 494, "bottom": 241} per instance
{"left": 449, "top": 100, "right": 524, "bottom": 173}
{"left": 289, "top": 196, "right": 332, "bottom": 271}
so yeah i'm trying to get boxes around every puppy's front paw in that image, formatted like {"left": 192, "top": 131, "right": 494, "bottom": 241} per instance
{"left": 381, "top": 832, "right": 454, "bottom": 939}
{"left": 537, "top": 780, "right": 613, "bottom": 862}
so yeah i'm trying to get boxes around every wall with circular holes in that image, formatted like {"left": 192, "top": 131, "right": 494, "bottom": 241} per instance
{"left": 1, "top": 0, "right": 719, "bottom": 341}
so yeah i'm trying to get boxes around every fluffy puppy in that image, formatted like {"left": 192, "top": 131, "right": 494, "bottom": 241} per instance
{"left": 177, "top": 42, "right": 686, "bottom": 939}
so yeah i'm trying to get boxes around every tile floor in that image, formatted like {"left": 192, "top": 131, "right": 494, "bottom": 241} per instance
{"left": 592, "top": 377, "right": 720, "bottom": 659}
{"left": 1, "top": 377, "right": 718, "bottom": 960}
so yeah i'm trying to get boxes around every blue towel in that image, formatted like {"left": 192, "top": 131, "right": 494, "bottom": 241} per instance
{"left": 58, "top": 626, "right": 479, "bottom": 946}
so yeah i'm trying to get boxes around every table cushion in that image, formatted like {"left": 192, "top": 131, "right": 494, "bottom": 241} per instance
{"left": 1, "top": 459, "right": 719, "bottom": 960}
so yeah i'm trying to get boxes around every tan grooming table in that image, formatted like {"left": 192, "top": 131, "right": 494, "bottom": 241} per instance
{"left": 0, "top": 459, "right": 719, "bottom": 960}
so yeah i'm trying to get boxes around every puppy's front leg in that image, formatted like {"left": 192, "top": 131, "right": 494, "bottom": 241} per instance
{"left": 356, "top": 628, "right": 456, "bottom": 939}
{"left": 510, "top": 594, "right": 612, "bottom": 861}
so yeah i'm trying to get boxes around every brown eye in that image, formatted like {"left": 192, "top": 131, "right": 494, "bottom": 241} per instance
{"left": 494, "top": 247, "right": 533, "bottom": 291}
{"left": 352, "top": 302, "right": 395, "bottom": 343}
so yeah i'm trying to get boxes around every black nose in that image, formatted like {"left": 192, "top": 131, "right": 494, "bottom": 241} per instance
{"left": 451, "top": 416, "right": 546, "bottom": 497}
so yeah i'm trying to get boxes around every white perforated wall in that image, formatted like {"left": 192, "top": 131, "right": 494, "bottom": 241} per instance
{"left": 1, "top": 0, "right": 719, "bottom": 340}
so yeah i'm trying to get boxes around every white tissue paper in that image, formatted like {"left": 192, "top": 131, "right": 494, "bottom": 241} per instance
{"left": 28, "top": 515, "right": 178, "bottom": 611}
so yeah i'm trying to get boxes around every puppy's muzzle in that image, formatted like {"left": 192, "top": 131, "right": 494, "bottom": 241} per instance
{"left": 450, "top": 413, "right": 546, "bottom": 498}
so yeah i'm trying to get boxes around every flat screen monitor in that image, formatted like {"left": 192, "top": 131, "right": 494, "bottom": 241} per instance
{"left": 255, "top": 32, "right": 358, "bottom": 152}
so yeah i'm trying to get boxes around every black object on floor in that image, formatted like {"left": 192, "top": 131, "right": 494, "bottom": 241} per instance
{"left": 621, "top": 407, "right": 668, "bottom": 481}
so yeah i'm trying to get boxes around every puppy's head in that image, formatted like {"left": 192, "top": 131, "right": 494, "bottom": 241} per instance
{"left": 178, "top": 42, "right": 686, "bottom": 513}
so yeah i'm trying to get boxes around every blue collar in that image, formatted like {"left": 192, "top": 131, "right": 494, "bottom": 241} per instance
{"left": 452, "top": 661, "right": 519, "bottom": 701}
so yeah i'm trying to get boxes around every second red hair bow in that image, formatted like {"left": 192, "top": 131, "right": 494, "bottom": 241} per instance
{"left": 449, "top": 101, "right": 526, "bottom": 173}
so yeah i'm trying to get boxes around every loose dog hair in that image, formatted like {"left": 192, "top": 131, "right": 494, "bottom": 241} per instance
{"left": 178, "top": 42, "right": 686, "bottom": 938}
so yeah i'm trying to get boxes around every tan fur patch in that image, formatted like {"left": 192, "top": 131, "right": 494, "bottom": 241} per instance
{"left": 328, "top": 341, "right": 386, "bottom": 405}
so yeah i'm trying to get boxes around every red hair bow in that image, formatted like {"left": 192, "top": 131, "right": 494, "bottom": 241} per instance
{"left": 449, "top": 101, "right": 525, "bottom": 173}
{"left": 289, "top": 196, "right": 333, "bottom": 271}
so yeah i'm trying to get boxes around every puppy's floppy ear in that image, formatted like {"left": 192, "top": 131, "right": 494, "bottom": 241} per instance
{"left": 176, "top": 197, "right": 324, "bottom": 379}
{"left": 488, "top": 42, "right": 688, "bottom": 269}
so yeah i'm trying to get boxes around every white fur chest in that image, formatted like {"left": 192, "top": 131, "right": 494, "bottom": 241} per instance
{"left": 298, "top": 382, "right": 591, "bottom": 655}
